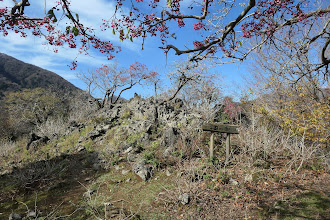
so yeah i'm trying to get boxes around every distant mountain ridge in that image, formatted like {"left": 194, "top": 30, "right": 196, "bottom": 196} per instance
{"left": 0, "top": 53, "right": 80, "bottom": 98}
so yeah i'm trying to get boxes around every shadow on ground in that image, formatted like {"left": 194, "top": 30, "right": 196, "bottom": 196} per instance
{"left": 260, "top": 191, "right": 330, "bottom": 219}
{"left": 0, "top": 150, "right": 105, "bottom": 218}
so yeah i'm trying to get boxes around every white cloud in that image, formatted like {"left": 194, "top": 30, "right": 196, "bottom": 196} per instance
{"left": 51, "top": 69, "right": 79, "bottom": 80}
{"left": 0, "top": 0, "right": 142, "bottom": 70}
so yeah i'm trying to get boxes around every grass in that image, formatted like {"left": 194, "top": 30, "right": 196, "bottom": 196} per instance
{"left": 80, "top": 125, "right": 94, "bottom": 137}
{"left": 1, "top": 100, "right": 329, "bottom": 219}
{"left": 126, "top": 132, "right": 144, "bottom": 144}
{"left": 262, "top": 191, "right": 330, "bottom": 219}
{"left": 78, "top": 165, "right": 176, "bottom": 218}
{"left": 89, "top": 116, "right": 108, "bottom": 124}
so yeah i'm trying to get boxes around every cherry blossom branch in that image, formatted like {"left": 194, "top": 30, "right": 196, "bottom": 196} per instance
{"left": 271, "top": 7, "right": 330, "bottom": 31}
{"left": 159, "top": 0, "right": 256, "bottom": 61}
{"left": 152, "top": 0, "right": 210, "bottom": 27}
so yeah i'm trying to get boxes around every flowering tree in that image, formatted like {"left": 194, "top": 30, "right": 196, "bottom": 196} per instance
{"left": 79, "top": 61, "right": 158, "bottom": 108}
{"left": 223, "top": 96, "right": 241, "bottom": 122}
{"left": 1, "top": 0, "right": 328, "bottom": 69}
{"left": 1, "top": 0, "right": 329, "bottom": 109}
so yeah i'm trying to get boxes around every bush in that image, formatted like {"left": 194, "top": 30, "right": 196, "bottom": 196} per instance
{"left": 0, "top": 139, "right": 16, "bottom": 157}
{"left": 36, "top": 117, "right": 69, "bottom": 138}
{"left": 236, "top": 112, "right": 326, "bottom": 172}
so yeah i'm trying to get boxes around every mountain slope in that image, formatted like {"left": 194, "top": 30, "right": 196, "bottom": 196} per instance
{"left": 0, "top": 53, "right": 80, "bottom": 98}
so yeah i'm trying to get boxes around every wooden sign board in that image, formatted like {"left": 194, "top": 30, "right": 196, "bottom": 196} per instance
{"left": 202, "top": 123, "right": 239, "bottom": 134}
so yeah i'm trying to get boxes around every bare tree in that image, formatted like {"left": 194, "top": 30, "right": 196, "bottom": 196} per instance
{"left": 78, "top": 61, "right": 158, "bottom": 108}
{"left": 247, "top": 17, "right": 330, "bottom": 144}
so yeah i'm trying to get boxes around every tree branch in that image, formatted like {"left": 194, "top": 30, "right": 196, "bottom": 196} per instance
{"left": 159, "top": 0, "right": 256, "bottom": 61}
{"left": 321, "top": 36, "right": 330, "bottom": 65}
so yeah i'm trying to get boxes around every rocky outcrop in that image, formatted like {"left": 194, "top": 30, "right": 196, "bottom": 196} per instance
{"left": 26, "top": 133, "right": 49, "bottom": 150}
{"left": 132, "top": 159, "right": 153, "bottom": 181}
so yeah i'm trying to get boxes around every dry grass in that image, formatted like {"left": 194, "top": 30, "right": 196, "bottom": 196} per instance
{"left": 0, "top": 139, "right": 16, "bottom": 157}
{"left": 36, "top": 117, "right": 69, "bottom": 138}
{"left": 236, "top": 114, "right": 327, "bottom": 174}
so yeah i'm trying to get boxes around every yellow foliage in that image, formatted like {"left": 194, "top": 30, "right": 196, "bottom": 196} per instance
{"left": 255, "top": 85, "right": 329, "bottom": 145}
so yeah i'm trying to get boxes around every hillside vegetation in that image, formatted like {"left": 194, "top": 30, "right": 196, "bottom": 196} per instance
{"left": 0, "top": 53, "right": 87, "bottom": 140}
{"left": 0, "top": 53, "right": 79, "bottom": 98}
{"left": 0, "top": 92, "right": 328, "bottom": 219}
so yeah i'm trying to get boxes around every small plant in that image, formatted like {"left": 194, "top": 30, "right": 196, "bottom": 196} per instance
{"left": 126, "top": 132, "right": 144, "bottom": 143}
{"left": 143, "top": 152, "right": 161, "bottom": 168}
{"left": 121, "top": 109, "right": 131, "bottom": 119}
{"left": 221, "top": 190, "right": 230, "bottom": 198}
{"left": 151, "top": 141, "right": 160, "bottom": 150}
{"left": 84, "top": 139, "right": 94, "bottom": 152}
{"left": 80, "top": 126, "right": 94, "bottom": 137}
{"left": 217, "top": 170, "right": 230, "bottom": 184}
{"left": 111, "top": 154, "right": 120, "bottom": 166}
{"left": 209, "top": 156, "right": 219, "bottom": 165}
{"left": 0, "top": 139, "right": 16, "bottom": 157}
{"left": 202, "top": 173, "right": 212, "bottom": 181}
{"left": 90, "top": 116, "right": 108, "bottom": 124}
{"left": 172, "top": 150, "right": 186, "bottom": 160}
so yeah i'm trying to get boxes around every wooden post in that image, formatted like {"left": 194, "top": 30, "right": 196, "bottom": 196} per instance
{"left": 225, "top": 134, "right": 230, "bottom": 165}
{"left": 210, "top": 133, "right": 214, "bottom": 160}
{"left": 202, "top": 123, "right": 239, "bottom": 164}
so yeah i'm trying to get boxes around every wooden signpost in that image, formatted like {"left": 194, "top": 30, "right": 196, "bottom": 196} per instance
{"left": 202, "top": 123, "right": 239, "bottom": 164}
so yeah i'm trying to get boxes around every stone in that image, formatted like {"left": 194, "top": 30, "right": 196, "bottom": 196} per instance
{"left": 274, "top": 205, "right": 284, "bottom": 210}
{"left": 121, "top": 170, "right": 129, "bottom": 175}
{"left": 163, "top": 146, "right": 175, "bottom": 158}
{"left": 161, "top": 127, "right": 179, "bottom": 147}
{"left": 132, "top": 160, "right": 153, "bottom": 181}
{"left": 87, "top": 130, "right": 102, "bottom": 140}
{"left": 83, "top": 189, "right": 96, "bottom": 199}
{"left": 244, "top": 174, "right": 253, "bottom": 182}
{"left": 26, "top": 133, "right": 49, "bottom": 150}
{"left": 229, "top": 178, "right": 239, "bottom": 186}
{"left": 121, "top": 142, "right": 134, "bottom": 153}
{"left": 87, "top": 124, "right": 111, "bottom": 140}
{"left": 74, "top": 145, "right": 86, "bottom": 152}
{"left": 102, "top": 124, "right": 112, "bottom": 131}
{"left": 68, "top": 120, "right": 85, "bottom": 132}
{"left": 123, "top": 147, "right": 133, "bottom": 154}
{"left": 78, "top": 136, "right": 85, "bottom": 143}
{"left": 179, "top": 193, "right": 190, "bottom": 205}
{"left": 127, "top": 153, "right": 137, "bottom": 162}
{"left": 114, "top": 165, "right": 122, "bottom": 170}
{"left": 9, "top": 213, "right": 22, "bottom": 220}
{"left": 26, "top": 211, "right": 37, "bottom": 218}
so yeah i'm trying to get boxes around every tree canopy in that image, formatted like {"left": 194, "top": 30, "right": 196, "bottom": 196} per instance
{"left": 1, "top": 0, "right": 329, "bottom": 71}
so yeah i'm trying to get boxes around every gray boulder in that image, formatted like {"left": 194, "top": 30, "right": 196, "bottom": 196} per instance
{"left": 179, "top": 193, "right": 190, "bottom": 205}
{"left": 26, "top": 211, "right": 37, "bottom": 218}
{"left": 9, "top": 213, "right": 22, "bottom": 220}
{"left": 161, "top": 127, "right": 179, "bottom": 147}
{"left": 26, "top": 133, "right": 49, "bottom": 150}
{"left": 163, "top": 146, "right": 175, "bottom": 158}
{"left": 87, "top": 124, "right": 111, "bottom": 140}
{"left": 87, "top": 130, "right": 102, "bottom": 140}
{"left": 132, "top": 160, "right": 153, "bottom": 181}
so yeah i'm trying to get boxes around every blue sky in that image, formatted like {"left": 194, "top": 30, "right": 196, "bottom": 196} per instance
{"left": 0, "top": 0, "right": 249, "bottom": 99}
